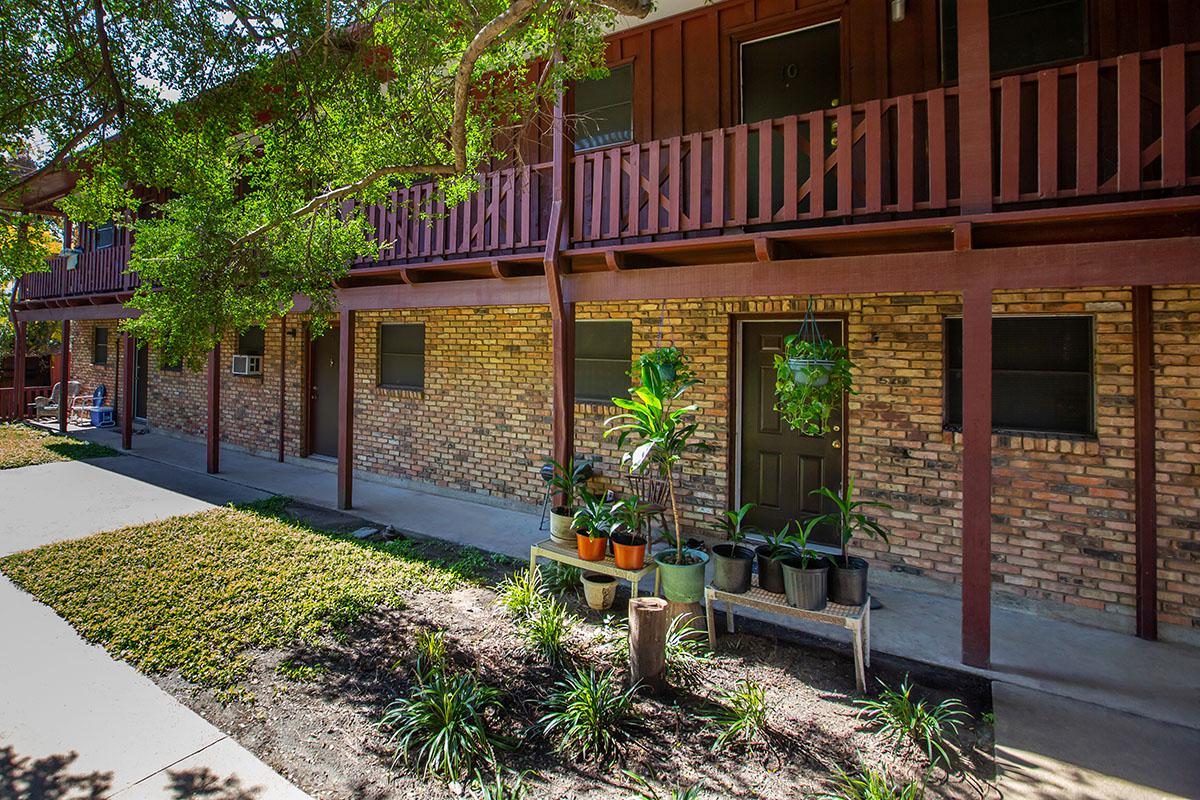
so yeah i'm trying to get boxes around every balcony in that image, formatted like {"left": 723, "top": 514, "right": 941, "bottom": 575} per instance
{"left": 18, "top": 43, "right": 1200, "bottom": 304}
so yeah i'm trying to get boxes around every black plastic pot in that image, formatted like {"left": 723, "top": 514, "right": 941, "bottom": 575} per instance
{"left": 712, "top": 544, "right": 754, "bottom": 593}
{"left": 781, "top": 558, "right": 828, "bottom": 610}
{"left": 754, "top": 544, "right": 786, "bottom": 594}
{"left": 656, "top": 361, "right": 678, "bottom": 384}
{"left": 829, "top": 556, "right": 869, "bottom": 606}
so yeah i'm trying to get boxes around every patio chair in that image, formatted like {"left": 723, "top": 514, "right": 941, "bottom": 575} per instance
{"left": 31, "top": 382, "right": 61, "bottom": 419}
{"left": 623, "top": 470, "right": 672, "bottom": 540}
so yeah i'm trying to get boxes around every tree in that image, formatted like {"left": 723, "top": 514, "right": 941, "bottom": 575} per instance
{"left": 0, "top": 0, "right": 651, "bottom": 366}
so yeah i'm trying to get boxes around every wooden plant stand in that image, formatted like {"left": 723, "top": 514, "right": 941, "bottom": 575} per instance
{"left": 530, "top": 538, "right": 660, "bottom": 598}
{"left": 704, "top": 584, "right": 872, "bottom": 691}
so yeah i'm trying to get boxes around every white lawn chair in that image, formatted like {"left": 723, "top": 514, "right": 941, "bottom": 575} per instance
{"left": 31, "top": 382, "right": 61, "bottom": 419}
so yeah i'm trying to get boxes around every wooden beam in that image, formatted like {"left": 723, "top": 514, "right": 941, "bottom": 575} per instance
{"left": 954, "top": 222, "right": 973, "bottom": 252}
{"left": 545, "top": 81, "right": 575, "bottom": 482}
{"left": 1133, "top": 285, "right": 1158, "bottom": 640}
{"left": 13, "top": 321, "right": 25, "bottom": 421}
{"left": 956, "top": 0, "right": 993, "bottom": 213}
{"left": 206, "top": 341, "right": 221, "bottom": 474}
{"left": 12, "top": 301, "right": 138, "bottom": 322}
{"left": 121, "top": 332, "right": 134, "bottom": 450}
{"left": 58, "top": 319, "right": 69, "bottom": 433}
{"left": 337, "top": 309, "right": 355, "bottom": 509}
{"left": 961, "top": 285, "right": 993, "bottom": 668}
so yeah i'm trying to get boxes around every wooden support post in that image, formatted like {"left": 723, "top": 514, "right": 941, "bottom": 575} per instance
{"left": 545, "top": 80, "right": 575, "bottom": 483}
{"left": 628, "top": 597, "right": 669, "bottom": 693}
{"left": 121, "top": 333, "right": 134, "bottom": 449}
{"left": 278, "top": 319, "right": 287, "bottom": 463}
{"left": 206, "top": 341, "right": 221, "bottom": 474}
{"left": 961, "top": 285, "right": 993, "bottom": 668}
{"left": 956, "top": 0, "right": 993, "bottom": 213}
{"left": 551, "top": 303, "right": 575, "bottom": 475}
{"left": 337, "top": 309, "right": 355, "bottom": 510}
{"left": 58, "top": 319, "right": 70, "bottom": 433}
{"left": 1133, "top": 285, "right": 1158, "bottom": 640}
{"left": 13, "top": 321, "right": 25, "bottom": 420}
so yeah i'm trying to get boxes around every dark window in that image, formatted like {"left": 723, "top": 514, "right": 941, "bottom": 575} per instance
{"left": 941, "top": 0, "right": 1088, "bottom": 81}
{"left": 574, "top": 64, "right": 633, "bottom": 151}
{"left": 946, "top": 315, "right": 1094, "bottom": 436}
{"left": 160, "top": 355, "right": 182, "bottom": 372}
{"left": 741, "top": 21, "right": 841, "bottom": 122}
{"left": 378, "top": 323, "right": 424, "bottom": 390}
{"left": 575, "top": 320, "right": 632, "bottom": 404}
{"left": 95, "top": 223, "right": 115, "bottom": 249}
{"left": 92, "top": 327, "right": 108, "bottom": 365}
{"left": 237, "top": 327, "right": 265, "bottom": 356}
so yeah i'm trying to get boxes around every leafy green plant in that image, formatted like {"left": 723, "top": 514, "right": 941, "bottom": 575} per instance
{"left": 605, "top": 362, "right": 709, "bottom": 565}
{"left": 472, "top": 769, "right": 530, "bottom": 800}
{"left": 854, "top": 677, "right": 969, "bottom": 769}
{"left": 523, "top": 597, "right": 574, "bottom": 666}
{"left": 773, "top": 336, "right": 853, "bottom": 436}
{"left": 572, "top": 488, "right": 613, "bottom": 539}
{"left": 495, "top": 567, "right": 547, "bottom": 620}
{"left": 663, "top": 614, "right": 712, "bottom": 687}
{"left": 275, "top": 658, "right": 328, "bottom": 683}
{"left": 811, "top": 476, "right": 892, "bottom": 565}
{"left": 816, "top": 763, "right": 926, "bottom": 800}
{"left": 412, "top": 628, "right": 449, "bottom": 681}
{"left": 756, "top": 523, "right": 796, "bottom": 558}
{"left": 623, "top": 771, "right": 704, "bottom": 800}
{"left": 718, "top": 502, "right": 759, "bottom": 546}
{"left": 707, "top": 679, "right": 770, "bottom": 753}
{"left": 782, "top": 516, "right": 831, "bottom": 569}
{"left": 546, "top": 458, "right": 592, "bottom": 513}
{"left": 609, "top": 495, "right": 655, "bottom": 543}
{"left": 541, "top": 562, "right": 583, "bottom": 596}
{"left": 631, "top": 346, "right": 694, "bottom": 390}
{"left": 538, "top": 667, "right": 641, "bottom": 764}
{"left": 381, "top": 668, "right": 507, "bottom": 780}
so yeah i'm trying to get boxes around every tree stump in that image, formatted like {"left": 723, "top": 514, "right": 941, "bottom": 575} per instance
{"left": 628, "top": 597, "right": 668, "bottom": 693}
{"left": 662, "top": 599, "right": 705, "bottom": 633}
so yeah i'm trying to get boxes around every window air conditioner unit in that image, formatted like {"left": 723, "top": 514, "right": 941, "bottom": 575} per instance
{"left": 62, "top": 248, "right": 82, "bottom": 270}
{"left": 231, "top": 354, "right": 262, "bottom": 376}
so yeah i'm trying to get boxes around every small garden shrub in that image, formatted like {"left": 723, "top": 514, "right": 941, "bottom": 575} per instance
{"left": 472, "top": 769, "right": 529, "bottom": 800}
{"left": 663, "top": 614, "right": 712, "bottom": 687}
{"left": 817, "top": 763, "right": 925, "bottom": 800}
{"left": 523, "top": 597, "right": 574, "bottom": 666}
{"left": 495, "top": 567, "right": 546, "bottom": 619}
{"left": 855, "top": 677, "right": 969, "bottom": 769}
{"left": 624, "top": 771, "right": 705, "bottom": 800}
{"left": 381, "top": 667, "right": 507, "bottom": 780}
{"left": 707, "top": 679, "right": 770, "bottom": 753}
{"left": 541, "top": 562, "right": 582, "bottom": 596}
{"left": 539, "top": 667, "right": 641, "bottom": 764}
{"left": 412, "top": 628, "right": 449, "bottom": 680}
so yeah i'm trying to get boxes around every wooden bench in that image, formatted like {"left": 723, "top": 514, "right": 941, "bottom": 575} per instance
{"left": 705, "top": 584, "right": 871, "bottom": 691}
{"left": 529, "top": 539, "right": 660, "bottom": 598}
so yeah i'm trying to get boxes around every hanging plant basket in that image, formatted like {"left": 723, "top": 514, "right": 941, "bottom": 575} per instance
{"left": 786, "top": 357, "right": 835, "bottom": 386}
{"left": 773, "top": 302, "right": 854, "bottom": 436}
{"left": 632, "top": 345, "right": 693, "bottom": 389}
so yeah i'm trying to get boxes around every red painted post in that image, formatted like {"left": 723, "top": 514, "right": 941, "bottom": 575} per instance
{"left": 1133, "top": 285, "right": 1158, "bottom": 640}
{"left": 961, "top": 284, "right": 992, "bottom": 668}
{"left": 58, "top": 319, "right": 70, "bottom": 433}
{"left": 207, "top": 340, "right": 221, "bottom": 474}
{"left": 13, "top": 321, "right": 25, "bottom": 421}
{"left": 545, "top": 76, "right": 576, "bottom": 482}
{"left": 121, "top": 332, "right": 134, "bottom": 449}
{"left": 337, "top": 309, "right": 355, "bottom": 510}
{"left": 956, "top": 0, "right": 993, "bottom": 213}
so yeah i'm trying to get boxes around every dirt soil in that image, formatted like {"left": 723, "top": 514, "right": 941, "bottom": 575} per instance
{"left": 154, "top": 505, "right": 998, "bottom": 800}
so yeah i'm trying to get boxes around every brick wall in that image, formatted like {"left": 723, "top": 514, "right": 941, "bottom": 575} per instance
{"left": 68, "top": 320, "right": 123, "bottom": 410}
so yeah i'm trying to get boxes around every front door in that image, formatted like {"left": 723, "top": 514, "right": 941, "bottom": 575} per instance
{"left": 309, "top": 329, "right": 340, "bottom": 458}
{"left": 738, "top": 319, "right": 844, "bottom": 545}
{"left": 134, "top": 343, "right": 149, "bottom": 420}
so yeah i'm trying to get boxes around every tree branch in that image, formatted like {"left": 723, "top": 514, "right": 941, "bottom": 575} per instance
{"left": 92, "top": 0, "right": 126, "bottom": 119}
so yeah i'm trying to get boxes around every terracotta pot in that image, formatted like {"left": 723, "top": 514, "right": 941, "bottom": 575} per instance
{"left": 581, "top": 573, "right": 617, "bottom": 610}
{"left": 576, "top": 532, "right": 609, "bottom": 561}
{"left": 610, "top": 532, "right": 647, "bottom": 570}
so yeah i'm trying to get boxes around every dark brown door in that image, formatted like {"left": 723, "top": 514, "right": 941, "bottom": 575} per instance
{"left": 738, "top": 319, "right": 844, "bottom": 545}
{"left": 310, "top": 329, "right": 339, "bottom": 458}
{"left": 134, "top": 343, "right": 149, "bottom": 420}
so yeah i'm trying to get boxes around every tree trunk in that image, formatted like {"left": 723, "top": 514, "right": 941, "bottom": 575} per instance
{"left": 628, "top": 597, "right": 668, "bottom": 693}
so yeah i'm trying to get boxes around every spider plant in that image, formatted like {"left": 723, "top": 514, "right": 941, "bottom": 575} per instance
{"left": 522, "top": 596, "right": 574, "bottom": 666}
{"left": 538, "top": 667, "right": 641, "bottom": 764}
{"left": 623, "top": 771, "right": 705, "bottom": 800}
{"left": 541, "top": 562, "right": 582, "bottom": 596}
{"left": 816, "top": 763, "right": 926, "bottom": 800}
{"left": 472, "top": 769, "right": 530, "bottom": 800}
{"left": 572, "top": 488, "right": 612, "bottom": 540}
{"left": 663, "top": 613, "right": 712, "bottom": 687}
{"left": 854, "top": 677, "right": 970, "bottom": 770}
{"left": 494, "top": 566, "right": 546, "bottom": 619}
{"left": 412, "top": 628, "right": 449, "bottom": 682}
{"left": 706, "top": 679, "right": 770, "bottom": 753}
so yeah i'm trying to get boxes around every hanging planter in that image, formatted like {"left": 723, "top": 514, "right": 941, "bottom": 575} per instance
{"left": 632, "top": 346, "right": 693, "bottom": 390}
{"left": 773, "top": 301, "right": 854, "bottom": 436}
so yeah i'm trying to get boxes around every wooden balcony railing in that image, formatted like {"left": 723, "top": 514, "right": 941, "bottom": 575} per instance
{"left": 17, "top": 43, "right": 1200, "bottom": 303}
{"left": 0, "top": 385, "right": 52, "bottom": 421}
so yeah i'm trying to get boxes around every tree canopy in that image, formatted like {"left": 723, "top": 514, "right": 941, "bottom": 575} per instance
{"left": 0, "top": 0, "right": 650, "bottom": 366}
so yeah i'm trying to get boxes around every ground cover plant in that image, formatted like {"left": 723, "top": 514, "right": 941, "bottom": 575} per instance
{"left": 0, "top": 423, "right": 118, "bottom": 470}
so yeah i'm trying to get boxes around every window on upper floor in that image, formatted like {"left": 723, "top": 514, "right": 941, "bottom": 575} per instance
{"left": 575, "top": 320, "right": 632, "bottom": 404}
{"left": 95, "top": 222, "right": 115, "bottom": 249}
{"left": 945, "top": 315, "right": 1094, "bottom": 436}
{"left": 237, "top": 327, "right": 266, "bottom": 356}
{"left": 941, "top": 0, "right": 1089, "bottom": 81}
{"left": 574, "top": 63, "right": 633, "bottom": 152}
{"left": 378, "top": 323, "right": 425, "bottom": 390}
{"left": 93, "top": 327, "right": 108, "bottom": 365}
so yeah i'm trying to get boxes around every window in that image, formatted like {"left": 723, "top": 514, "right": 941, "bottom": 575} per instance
{"left": 92, "top": 327, "right": 108, "bottom": 365}
{"left": 378, "top": 323, "right": 424, "bottom": 390}
{"left": 160, "top": 355, "right": 182, "bottom": 372}
{"left": 575, "top": 320, "right": 632, "bottom": 404}
{"left": 941, "top": 0, "right": 1088, "bottom": 81}
{"left": 237, "top": 327, "right": 266, "bottom": 356}
{"left": 945, "top": 315, "right": 1094, "bottom": 436}
{"left": 95, "top": 223, "right": 115, "bottom": 249}
{"left": 574, "top": 64, "right": 633, "bottom": 151}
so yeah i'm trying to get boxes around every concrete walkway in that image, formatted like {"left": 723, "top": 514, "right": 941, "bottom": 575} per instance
{"left": 0, "top": 458, "right": 310, "bottom": 799}
{"left": 26, "top": 425, "right": 1200, "bottom": 798}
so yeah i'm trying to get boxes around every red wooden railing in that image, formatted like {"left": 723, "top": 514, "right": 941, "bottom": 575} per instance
{"left": 0, "top": 386, "right": 52, "bottom": 421}
{"left": 17, "top": 43, "right": 1200, "bottom": 301}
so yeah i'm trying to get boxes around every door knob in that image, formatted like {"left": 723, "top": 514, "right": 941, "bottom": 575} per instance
{"left": 831, "top": 440, "right": 841, "bottom": 449}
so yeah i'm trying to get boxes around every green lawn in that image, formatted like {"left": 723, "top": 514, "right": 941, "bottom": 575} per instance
{"left": 0, "top": 423, "right": 118, "bottom": 469}
{"left": 0, "top": 499, "right": 487, "bottom": 695}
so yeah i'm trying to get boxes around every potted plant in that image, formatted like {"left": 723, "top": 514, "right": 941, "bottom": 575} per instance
{"left": 780, "top": 517, "right": 830, "bottom": 610}
{"left": 711, "top": 502, "right": 757, "bottom": 594}
{"left": 605, "top": 362, "right": 710, "bottom": 604}
{"left": 572, "top": 489, "right": 611, "bottom": 561}
{"left": 546, "top": 459, "right": 592, "bottom": 546}
{"left": 609, "top": 495, "right": 653, "bottom": 570}
{"left": 753, "top": 525, "right": 792, "bottom": 594}
{"left": 631, "top": 346, "right": 693, "bottom": 389}
{"left": 811, "top": 476, "right": 891, "bottom": 606}
{"left": 581, "top": 573, "right": 617, "bottom": 610}
{"left": 773, "top": 336, "right": 853, "bottom": 437}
